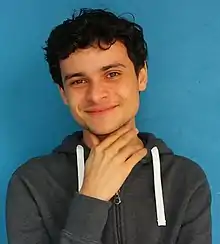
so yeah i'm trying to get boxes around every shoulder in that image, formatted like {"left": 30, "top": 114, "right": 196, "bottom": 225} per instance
{"left": 13, "top": 153, "right": 65, "bottom": 176}
{"left": 173, "top": 154, "right": 207, "bottom": 180}
{"left": 9, "top": 152, "right": 77, "bottom": 190}
{"left": 164, "top": 153, "right": 210, "bottom": 194}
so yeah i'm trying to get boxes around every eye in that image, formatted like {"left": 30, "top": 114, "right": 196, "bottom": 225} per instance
{"left": 69, "top": 79, "right": 87, "bottom": 86}
{"left": 106, "top": 71, "right": 120, "bottom": 78}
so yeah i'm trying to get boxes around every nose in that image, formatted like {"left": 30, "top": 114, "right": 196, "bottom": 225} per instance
{"left": 86, "top": 81, "right": 108, "bottom": 103}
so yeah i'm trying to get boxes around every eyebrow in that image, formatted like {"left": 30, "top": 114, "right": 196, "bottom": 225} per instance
{"left": 63, "top": 63, "right": 126, "bottom": 82}
{"left": 64, "top": 72, "right": 85, "bottom": 82}
{"left": 100, "top": 63, "right": 126, "bottom": 71}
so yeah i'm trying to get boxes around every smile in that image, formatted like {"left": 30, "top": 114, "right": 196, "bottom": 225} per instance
{"left": 86, "top": 105, "right": 118, "bottom": 115}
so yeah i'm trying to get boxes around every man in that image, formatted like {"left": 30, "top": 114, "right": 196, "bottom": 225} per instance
{"left": 6, "top": 8, "right": 211, "bottom": 244}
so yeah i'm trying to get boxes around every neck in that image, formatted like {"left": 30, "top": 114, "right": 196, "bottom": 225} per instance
{"left": 83, "top": 119, "right": 136, "bottom": 148}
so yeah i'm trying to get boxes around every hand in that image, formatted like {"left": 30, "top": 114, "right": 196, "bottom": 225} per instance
{"left": 79, "top": 126, "right": 147, "bottom": 201}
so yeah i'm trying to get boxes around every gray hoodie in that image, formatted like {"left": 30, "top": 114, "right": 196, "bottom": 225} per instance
{"left": 6, "top": 131, "right": 212, "bottom": 244}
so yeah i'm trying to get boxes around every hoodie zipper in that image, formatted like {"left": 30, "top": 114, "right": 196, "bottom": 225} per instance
{"left": 114, "top": 190, "right": 123, "bottom": 244}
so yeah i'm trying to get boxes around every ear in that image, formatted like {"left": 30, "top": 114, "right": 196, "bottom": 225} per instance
{"left": 138, "top": 62, "right": 148, "bottom": 92}
{"left": 57, "top": 85, "right": 68, "bottom": 105}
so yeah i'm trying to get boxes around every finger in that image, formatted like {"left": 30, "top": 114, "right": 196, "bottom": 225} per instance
{"left": 125, "top": 148, "right": 148, "bottom": 171}
{"left": 97, "top": 126, "right": 136, "bottom": 151}
{"left": 105, "top": 128, "right": 139, "bottom": 156}
{"left": 116, "top": 143, "right": 144, "bottom": 163}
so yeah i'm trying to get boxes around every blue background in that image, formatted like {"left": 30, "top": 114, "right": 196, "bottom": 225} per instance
{"left": 1, "top": 0, "right": 219, "bottom": 243}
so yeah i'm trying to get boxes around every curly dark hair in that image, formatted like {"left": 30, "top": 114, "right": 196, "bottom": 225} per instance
{"left": 43, "top": 8, "right": 148, "bottom": 88}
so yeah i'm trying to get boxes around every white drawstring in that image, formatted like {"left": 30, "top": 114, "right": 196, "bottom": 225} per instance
{"left": 76, "top": 145, "right": 166, "bottom": 226}
{"left": 151, "top": 147, "right": 166, "bottom": 226}
{"left": 76, "top": 145, "right": 84, "bottom": 192}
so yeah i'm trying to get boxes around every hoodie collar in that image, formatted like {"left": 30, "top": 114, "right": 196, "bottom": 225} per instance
{"left": 53, "top": 130, "right": 173, "bottom": 165}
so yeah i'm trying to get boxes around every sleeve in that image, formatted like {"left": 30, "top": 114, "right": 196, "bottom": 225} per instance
{"left": 6, "top": 174, "right": 111, "bottom": 244}
{"left": 176, "top": 177, "right": 212, "bottom": 244}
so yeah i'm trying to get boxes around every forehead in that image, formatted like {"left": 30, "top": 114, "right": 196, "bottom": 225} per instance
{"left": 59, "top": 41, "right": 132, "bottom": 74}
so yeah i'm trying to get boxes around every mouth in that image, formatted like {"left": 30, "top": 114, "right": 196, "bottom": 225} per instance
{"left": 85, "top": 105, "right": 118, "bottom": 115}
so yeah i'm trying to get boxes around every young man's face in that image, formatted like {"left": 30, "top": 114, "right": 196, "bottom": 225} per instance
{"left": 59, "top": 41, "right": 147, "bottom": 135}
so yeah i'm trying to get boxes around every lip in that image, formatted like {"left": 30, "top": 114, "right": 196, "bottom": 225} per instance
{"left": 85, "top": 105, "right": 118, "bottom": 115}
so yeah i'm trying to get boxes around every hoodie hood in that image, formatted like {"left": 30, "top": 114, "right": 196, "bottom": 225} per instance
{"left": 53, "top": 130, "right": 173, "bottom": 163}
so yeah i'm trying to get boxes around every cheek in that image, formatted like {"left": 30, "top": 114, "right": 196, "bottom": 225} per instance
{"left": 68, "top": 96, "right": 85, "bottom": 123}
{"left": 120, "top": 79, "right": 139, "bottom": 99}
{"left": 65, "top": 90, "right": 84, "bottom": 111}
{"left": 121, "top": 81, "right": 140, "bottom": 110}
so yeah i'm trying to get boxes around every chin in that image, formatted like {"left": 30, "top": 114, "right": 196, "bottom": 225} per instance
{"left": 89, "top": 126, "right": 118, "bottom": 136}
{"left": 86, "top": 120, "right": 133, "bottom": 136}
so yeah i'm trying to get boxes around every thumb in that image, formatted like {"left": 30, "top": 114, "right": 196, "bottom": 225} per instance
{"left": 89, "top": 133, "right": 100, "bottom": 147}
{"left": 84, "top": 130, "right": 100, "bottom": 148}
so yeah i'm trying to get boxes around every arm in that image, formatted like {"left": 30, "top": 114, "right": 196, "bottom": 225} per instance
{"left": 177, "top": 178, "right": 212, "bottom": 244}
{"left": 6, "top": 174, "right": 110, "bottom": 244}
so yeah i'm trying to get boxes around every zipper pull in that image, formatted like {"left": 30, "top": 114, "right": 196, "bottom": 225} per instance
{"left": 114, "top": 191, "right": 121, "bottom": 205}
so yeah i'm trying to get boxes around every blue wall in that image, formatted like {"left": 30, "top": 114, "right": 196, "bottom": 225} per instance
{"left": 1, "top": 0, "right": 219, "bottom": 243}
